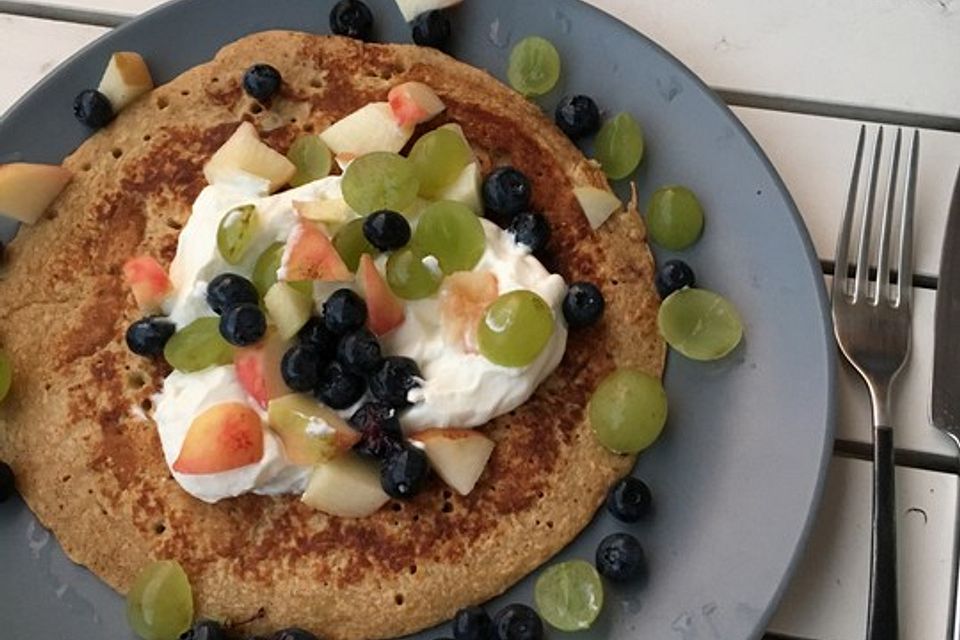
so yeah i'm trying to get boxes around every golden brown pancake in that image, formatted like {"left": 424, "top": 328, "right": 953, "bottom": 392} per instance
{"left": 0, "top": 32, "right": 664, "bottom": 639}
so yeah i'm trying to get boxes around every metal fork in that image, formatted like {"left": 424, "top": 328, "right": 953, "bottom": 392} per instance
{"left": 832, "top": 125, "right": 918, "bottom": 640}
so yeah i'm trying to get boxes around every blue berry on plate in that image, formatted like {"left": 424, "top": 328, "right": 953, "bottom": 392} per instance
{"left": 298, "top": 316, "right": 338, "bottom": 359}
{"left": 412, "top": 10, "right": 452, "bottom": 49}
{"left": 323, "top": 289, "right": 368, "bottom": 336}
{"left": 0, "top": 461, "right": 15, "bottom": 503}
{"left": 315, "top": 360, "right": 365, "bottom": 409}
{"left": 655, "top": 259, "right": 696, "bottom": 299}
{"left": 350, "top": 402, "right": 403, "bottom": 460}
{"left": 369, "top": 356, "right": 421, "bottom": 408}
{"left": 207, "top": 273, "right": 259, "bottom": 314}
{"left": 330, "top": 0, "right": 374, "bottom": 40}
{"left": 596, "top": 532, "right": 646, "bottom": 582}
{"left": 453, "top": 605, "right": 493, "bottom": 640}
{"left": 492, "top": 604, "right": 543, "bottom": 640}
{"left": 555, "top": 95, "right": 601, "bottom": 140}
{"left": 507, "top": 212, "right": 550, "bottom": 253}
{"left": 271, "top": 629, "right": 319, "bottom": 640}
{"left": 483, "top": 167, "right": 531, "bottom": 220}
{"left": 242, "top": 64, "right": 282, "bottom": 102}
{"left": 126, "top": 317, "right": 176, "bottom": 357}
{"left": 73, "top": 89, "right": 113, "bottom": 129}
{"left": 179, "top": 620, "right": 226, "bottom": 640}
{"left": 219, "top": 303, "right": 267, "bottom": 346}
{"left": 562, "top": 282, "right": 605, "bottom": 329}
{"left": 363, "top": 210, "right": 411, "bottom": 251}
{"left": 281, "top": 344, "right": 324, "bottom": 392}
{"left": 337, "top": 328, "right": 383, "bottom": 374}
{"left": 380, "top": 445, "right": 429, "bottom": 499}
{"left": 606, "top": 477, "right": 653, "bottom": 523}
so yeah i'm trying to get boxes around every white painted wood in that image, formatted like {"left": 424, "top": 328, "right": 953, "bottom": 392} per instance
{"left": 769, "top": 457, "right": 958, "bottom": 640}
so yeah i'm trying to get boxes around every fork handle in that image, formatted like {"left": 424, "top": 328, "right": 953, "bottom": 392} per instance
{"left": 867, "top": 425, "right": 898, "bottom": 640}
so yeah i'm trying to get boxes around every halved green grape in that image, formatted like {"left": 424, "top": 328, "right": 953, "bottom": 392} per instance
{"left": 126, "top": 560, "right": 193, "bottom": 640}
{"left": 647, "top": 185, "right": 704, "bottom": 250}
{"left": 589, "top": 369, "right": 667, "bottom": 453}
{"left": 217, "top": 205, "right": 259, "bottom": 265}
{"left": 333, "top": 218, "right": 379, "bottom": 272}
{"left": 477, "top": 290, "right": 554, "bottom": 367}
{"left": 595, "top": 113, "right": 644, "bottom": 180}
{"left": 163, "top": 317, "right": 234, "bottom": 373}
{"left": 287, "top": 135, "right": 332, "bottom": 187}
{"left": 507, "top": 36, "right": 561, "bottom": 97}
{"left": 535, "top": 560, "right": 604, "bottom": 632}
{"left": 408, "top": 128, "right": 473, "bottom": 197}
{"left": 658, "top": 288, "right": 743, "bottom": 361}
{"left": 0, "top": 350, "right": 11, "bottom": 404}
{"left": 252, "top": 243, "right": 312, "bottom": 297}
{"left": 412, "top": 201, "right": 485, "bottom": 274}
{"left": 341, "top": 152, "right": 419, "bottom": 215}
{"left": 386, "top": 246, "right": 443, "bottom": 300}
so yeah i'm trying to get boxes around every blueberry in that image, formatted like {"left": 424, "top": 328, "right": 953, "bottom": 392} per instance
{"left": 206, "top": 273, "right": 259, "bottom": 315}
{"left": 483, "top": 167, "right": 532, "bottom": 220}
{"left": 298, "top": 316, "right": 338, "bottom": 359}
{"left": 380, "top": 445, "right": 428, "bottom": 499}
{"left": 219, "top": 303, "right": 267, "bottom": 347}
{"left": 655, "top": 259, "right": 696, "bottom": 298}
{"left": 412, "top": 10, "right": 452, "bottom": 49}
{"left": 73, "top": 89, "right": 113, "bottom": 129}
{"left": 507, "top": 212, "right": 550, "bottom": 253}
{"left": 271, "top": 629, "right": 319, "bottom": 640}
{"left": 363, "top": 210, "right": 411, "bottom": 251}
{"left": 562, "top": 282, "right": 605, "bottom": 329}
{"left": 281, "top": 344, "right": 324, "bottom": 392}
{"left": 0, "top": 461, "right": 15, "bottom": 503}
{"left": 337, "top": 328, "right": 383, "bottom": 374}
{"left": 369, "top": 356, "right": 421, "bottom": 408}
{"left": 0, "top": 240, "right": 6, "bottom": 264}
{"left": 330, "top": 0, "right": 374, "bottom": 40}
{"left": 350, "top": 402, "right": 403, "bottom": 460}
{"left": 323, "top": 289, "right": 368, "bottom": 336}
{"left": 179, "top": 620, "right": 226, "bottom": 640}
{"left": 125, "top": 317, "right": 176, "bottom": 357}
{"left": 243, "top": 64, "right": 282, "bottom": 102}
{"left": 315, "top": 360, "right": 365, "bottom": 409}
{"left": 606, "top": 477, "right": 652, "bottom": 523}
{"left": 595, "top": 532, "right": 646, "bottom": 582}
{"left": 554, "top": 95, "right": 601, "bottom": 140}
{"left": 492, "top": 604, "right": 543, "bottom": 640}
{"left": 453, "top": 606, "right": 493, "bottom": 640}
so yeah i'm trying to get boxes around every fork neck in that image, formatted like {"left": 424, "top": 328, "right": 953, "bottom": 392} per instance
{"left": 868, "top": 381, "right": 893, "bottom": 427}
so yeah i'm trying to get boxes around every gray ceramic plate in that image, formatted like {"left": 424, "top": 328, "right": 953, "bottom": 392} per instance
{"left": 0, "top": 0, "right": 836, "bottom": 638}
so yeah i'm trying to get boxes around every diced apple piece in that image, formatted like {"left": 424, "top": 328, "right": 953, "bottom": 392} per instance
{"left": 123, "top": 255, "right": 172, "bottom": 312}
{"left": 268, "top": 393, "right": 361, "bottom": 465}
{"left": 387, "top": 82, "right": 446, "bottom": 127}
{"left": 264, "top": 282, "right": 313, "bottom": 340}
{"left": 435, "top": 162, "right": 482, "bottom": 214}
{"left": 281, "top": 221, "right": 351, "bottom": 282}
{"left": 319, "top": 103, "right": 414, "bottom": 157}
{"left": 204, "top": 122, "right": 296, "bottom": 193}
{"left": 573, "top": 186, "right": 622, "bottom": 230}
{"left": 97, "top": 52, "right": 154, "bottom": 112}
{"left": 394, "top": 0, "right": 463, "bottom": 22}
{"left": 293, "top": 198, "right": 357, "bottom": 231}
{"left": 439, "top": 270, "right": 498, "bottom": 351}
{"left": 357, "top": 254, "right": 405, "bottom": 336}
{"left": 0, "top": 163, "right": 72, "bottom": 224}
{"left": 172, "top": 403, "right": 264, "bottom": 475}
{"left": 302, "top": 453, "right": 390, "bottom": 517}
{"left": 234, "top": 328, "right": 291, "bottom": 409}
{"left": 410, "top": 428, "right": 495, "bottom": 496}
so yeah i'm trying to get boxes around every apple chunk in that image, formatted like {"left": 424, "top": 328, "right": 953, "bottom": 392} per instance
{"left": 435, "top": 162, "right": 482, "bottom": 214}
{"left": 319, "top": 103, "right": 414, "bottom": 157}
{"left": 123, "top": 256, "right": 172, "bottom": 312}
{"left": 394, "top": 0, "right": 463, "bottom": 22}
{"left": 264, "top": 282, "right": 313, "bottom": 340}
{"left": 388, "top": 82, "right": 445, "bottom": 127}
{"left": 234, "top": 328, "right": 291, "bottom": 408}
{"left": 302, "top": 453, "right": 390, "bottom": 517}
{"left": 281, "top": 221, "right": 351, "bottom": 282}
{"left": 204, "top": 122, "right": 296, "bottom": 193}
{"left": 172, "top": 403, "right": 264, "bottom": 474}
{"left": 357, "top": 254, "right": 405, "bottom": 336}
{"left": 410, "top": 428, "right": 495, "bottom": 496}
{"left": 97, "top": 52, "right": 154, "bottom": 112}
{"left": 268, "top": 393, "right": 361, "bottom": 465}
{"left": 573, "top": 186, "right": 622, "bottom": 230}
{"left": 0, "top": 163, "right": 72, "bottom": 224}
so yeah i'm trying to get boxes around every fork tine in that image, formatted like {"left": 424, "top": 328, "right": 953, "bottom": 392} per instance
{"left": 833, "top": 125, "right": 866, "bottom": 301}
{"left": 875, "top": 128, "right": 902, "bottom": 305}
{"left": 897, "top": 129, "right": 919, "bottom": 308}
{"left": 853, "top": 127, "right": 884, "bottom": 303}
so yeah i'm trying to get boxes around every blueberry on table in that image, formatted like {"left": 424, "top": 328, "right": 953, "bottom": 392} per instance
{"left": 206, "top": 273, "right": 259, "bottom": 315}
{"left": 330, "top": 0, "right": 374, "bottom": 41}
{"left": 315, "top": 360, "right": 365, "bottom": 409}
{"left": 271, "top": 629, "right": 319, "bottom": 640}
{"left": 595, "top": 532, "right": 646, "bottom": 582}
{"left": 126, "top": 317, "right": 176, "bottom": 357}
{"left": 350, "top": 401, "right": 404, "bottom": 460}
{"left": 323, "top": 289, "right": 368, "bottom": 336}
{"left": 337, "top": 328, "right": 383, "bottom": 375}
{"left": 380, "top": 445, "right": 429, "bottom": 499}
{"left": 507, "top": 212, "right": 550, "bottom": 253}
{"left": 655, "top": 259, "right": 696, "bottom": 299}
{"left": 219, "top": 303, "right": 267, "bottom": 347}
{"left": 242, "top": 64, "right": 282, "bottom": 102}
{"left": 606, "top": 477, "right": 653, "bottom": 523}
{"left": 562, "top": 282, "right": 605, "bottom": 328}
{"left": 0, "top": 461, "right": 16, "bottom": 503}
{"left": 73, "top": 89, "right": 113, "bottom": 129}
{"left": 555, "top": 95, "right": 601, "bottom": 140}
{"left": 483, "top": 167, "right": 532, "bottom": 220}
{"left": 412, "top": 10, "right": 452, "bottom": 50}
{"left": 453, "top": 605, "right": 493, "bottom": 640}
{"left": 369, "top": 356, "right": 422, "bottom": 409}
{"left": 298, "top": 316, "right": 338, "bottom": 359}
{"left": 179, "top": 619, "right": 227, "bottom": 640}
{"left": 492, "top": 604, "right": 543, "bottom": 640}
{"left": 363, "top": 210, "right": 411, "bottom": 251}
{"left": 281, "top": 344, "right": 324, "bottom": 392}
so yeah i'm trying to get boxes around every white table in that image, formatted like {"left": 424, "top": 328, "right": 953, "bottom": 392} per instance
{"left": 2, "top": 1, "right": 959, "bottom": 638}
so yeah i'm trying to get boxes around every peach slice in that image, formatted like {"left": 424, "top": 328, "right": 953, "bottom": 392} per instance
{"left": 302, "top": 453, "right": 390, "bottom": 517}
{"left": 410, "top": 428, "right": 495, "bottom": 496}
{"left": 267, "top": 393, "right": 361, "bottom": 465}
{"left": 97, "top": 52, "right": 153, "bottom": 112}
{"left": 234, "top": 328, "right": 291, "bottom": 409}
{"left": 122, "top": 256, "right": 172, "bottom": 312}
{"left": 357, "top": 254, "right": 405, "bottom": 336}
{"left": 203, "top": 122, "right": 296, "bottom": 193}
{"left": 172, "top": 403, "right": 264, "bottom": 475}
{"left": 319, "top": 103, "right": 414, "bottom": 157}
{"left": 0, "top": 163, "right": 72, "bottom": 224}
{"left": 439, "top": 270, "right": 498, "bottom": 351}
{"left": 281, "top": 221, "right": 351, "bottom": 282}
{"left": 387, "top": 82, "right": 445, "bottom": 127}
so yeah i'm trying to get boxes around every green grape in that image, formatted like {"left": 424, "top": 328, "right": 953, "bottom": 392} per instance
{"left": 332, "top": 218, "right": 379, "bottom": 272}
{"left": 341, "top": 152, "right": 419, "bottom": 215}
{"left": 408, "top": 128, "right": 472, "bottom": 197}
{"left": 507, "top": 36, "right": 561, "bottom": 97}
{"left": 126, "top": 560, "right": 194, "bottom": 640}
{"left": 252, "top": 243, "right": 312, "bottom": 297}
{"left": 657, "top": 288, "right": 743, "bottom": 361}
{"left": 386, "top": 247, "right": 443, "bottom": 300}
{"left": 412, "top": 201, "right": 485, "bottom": 274}
{"left": 477, "top": 290, "right": 555, "bottom": 367}
{"left": 588, "top": 369, "right": 667, "bottom": 454}
{"left": 595, "top": 112, "right": 644, "bottom": 180}
{"left": 647, "top": 185, "right": 704, "bottom": 250}
{"left": 163, "top": 317, "right": 234, "bottom": 373}
{"left": 287, "top": 135, "right": 332, "bottom": 187}
{"left": 216, "top": 205, "right": 259, "bottom": 265}
{"left": 535, "top": 560, "right": 604, "bottom": 632}
{"left": 0, "top": 350, "right": 12, "bottom": 404}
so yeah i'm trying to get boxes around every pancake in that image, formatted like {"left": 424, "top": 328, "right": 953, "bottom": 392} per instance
{"left": 0, "top": 32, "right": 664, "bottom": 639}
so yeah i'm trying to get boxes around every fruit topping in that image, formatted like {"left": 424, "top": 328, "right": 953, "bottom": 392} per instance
{"left": 658, "top": 288, "right": 742, "bottom": 361}
{"left": 436, "top": 162, "right": 483, "bottom": 214}
{"left": 320, "top": 103, "right": 414, "bottom": 157}
{"left": 387, "top": 81, "right": 446, "bottom": 127}
{"left": 333, "top": 218, "right": 379, "bottom": 272}
{"left": 242, "top": 63, "right": 282, "bottom": 102}
{"left": 97, "top": 52, "right": 153, "bottom": 112}
{"left": 410, "top": 428, "right": 494, "bottom": 496}
{"left": 264, "top": 282, "right": 313, "bottom": 340}
{"left": 216, "top": 204, "right": 259, "bottom": 265}
{"left": 562, "top": 282, "right": 604, "bottom": 329}
{"left": 287, "top": 135, "right": 333, "bottom": 187}
{"left": 507, "top": 212, "right": 550, "bottom": 253}
{"left": 647, "top": 185, "right": 705, "bottom": 250}
{"left": 380, "top": 444, "right": 429, "bottom": 499}
{"left": 330, "top": 0, "right": 375, "bottom": 40}
{"left": 655, "top": 259, "right": 696, "bottom": 298}
{"left": 315, "top": 360, "right": 366, "bottom": 409}
{"left": 386, "top": 247, "right": 443, "bottom": 300}
{"left": 267, "top": 393, "right": 360, "bottom": 465}
{"left": 341, "top": 151, "right": 419, "bottom": 215}
{"left": 234, "top": 328, "right": 292, "bottom": 408}
{"left": 0, "top": 351, "right": 11, "bottom": 404}
{"left": 369, "top": 356, "right": 422, "bottom": 408}
{"left": 588, "top": 369, "right": 667, "bottom": 454}
{"left": 555, "top": 95, "right": 601, "bottom": 141}
{"left": 412, "top": 200, "right": 485, "bottom": 274}
{"left": 363, "top": 209, "right": 411, "bottom": 251}
{"left": 439, "top": 270, "right": 498, "bottom": 351}
{"left": 298, "top": 317, "right": 338, "bottom": 359}
{"left": 482, "top": 167, "right": 531, "bottom": 221}
{"left": 350, "top": 402, "right": 404, "bottom": 460}
{"left": 293, "top": 198, "right": 354, "bottom": 228}
{"left": 280, "top": 344, "right": 324, "bottom": 392}
{"left": 0, "top": 162, "right": 72, "bottom": 225}
{"left": 123, "top": 256, "right": 172, "bottom": 312}
{"left": 164, "top": 317, "right": 234, "bottom": 373}
{"left": 126, "top": 560, "right": 193, "bottom": 640}
{"left": 606, "top": 476, "right": 653, "bottom": 523}
{"left": 73, "top": 89, "right": 114, "bottom": 129}
{"left": 219, "top": 303, "right": 267, "bottom": 347}
{"left": 411, "top": 10, "right": 452, "bottom": 49}
{"left": 507, "top": 36, "right": 561, "bottom": 98}
{"left": 595, "top": 533, "right": 646, "bottom": 582}
{"left": 323, "top": 288, "right": 368, "bottom": 335}
{"left": 572, "top": 186, "right": 621, "bottom": 230}
{"left": 478, "top": 290, "right": 554, "bottom": 368}
{"left": 337, "top": 328, "right": 383, "bottom": 374}
{"left": 172, "top": 403, "right": 264, "bottom": 474}
{"left": 282, "top": 221, "right": 351, "bottom": 282}
{"left": 395, "top": 0, "right": 462, "bottom": 22}
{"left": 409, "top": 128, "right": 472, "bottom": 197}
{"left": 302, "top": 453, "right": 390, "bottom": 518}
{"left": 453, "top": 606, "right": 493, "bottom": 640}
{"left": 206, "top": 273, "right": 259, "bottom": 315}
{"left": 252, "top": 243, "right": 312, "bottom": 298}
{"left": 595, "top": 112, "right": 644, "bottom": 180}
{"left": 493, "top": 604, "right": 544, "bottom": 640}
{"left": 0, "top": 461, "right": 14, "bottom": 502}
{"left": 534, "top": 560, "right": 604, "bottom": 631}
{"left": 357, "top": 254, "right": 405, "bottom": 335}
{"left": 126, "top": 317, "right": 176, "bottom": 358}
{"left": 203, "top": 122, "right": 296, "bottom": 193}
{"left": 179, "top": 620, "right": 226, "bottom": 640}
